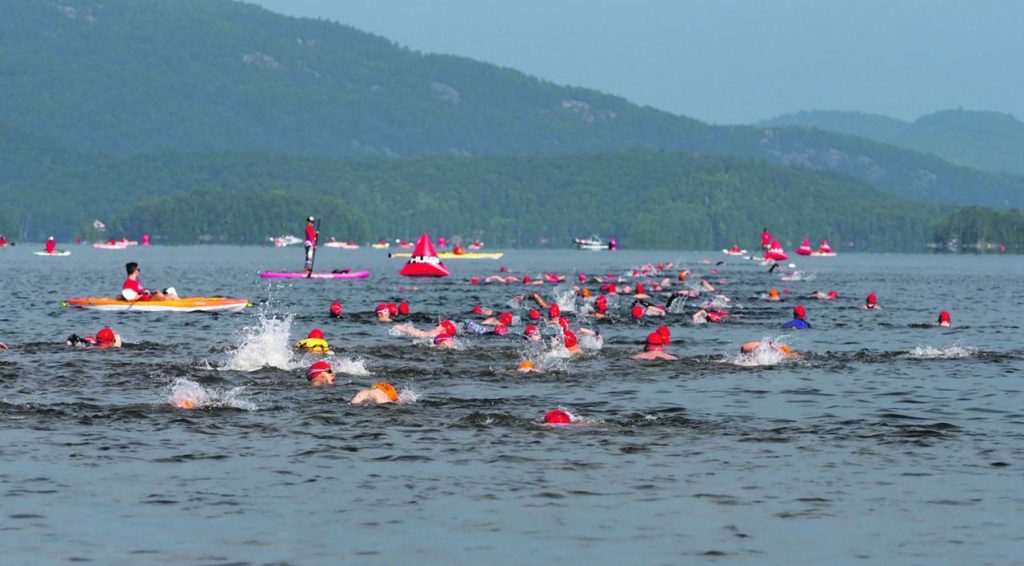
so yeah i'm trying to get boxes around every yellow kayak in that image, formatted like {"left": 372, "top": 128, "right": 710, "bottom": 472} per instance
{"left": 388, "top": 252, "right": 504, "bottom": 260}
{"left": 63, "top": 297, "right": 251, "bottom": 313}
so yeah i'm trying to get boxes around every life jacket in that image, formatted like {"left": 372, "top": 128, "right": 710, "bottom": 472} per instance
{"left": 295, "top": 337, "right": 331, "bottom": 353}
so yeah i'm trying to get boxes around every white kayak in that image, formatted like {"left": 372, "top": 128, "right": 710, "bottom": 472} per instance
{"left": 34, "top": 251, "right": 71, "bottom": 256}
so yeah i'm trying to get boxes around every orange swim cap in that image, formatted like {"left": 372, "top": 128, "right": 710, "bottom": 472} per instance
{"left": 371, "top": 383, "right": 398, "bottom": 402}
{"left": 769, "top": 288, "right": 780, "bottom": 298}
{"left": 176, "top": 399, "right": 196, "bottom": 409}
{"left": 581, "top": 288, "right": 591, "bottom": 298}
{"left": 778, "top": 345, "right": 792, "bottom": 354}
{"left": 518, "top": 360, "right": 534, "bottom": 370}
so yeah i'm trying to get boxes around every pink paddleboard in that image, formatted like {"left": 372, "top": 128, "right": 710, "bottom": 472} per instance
{"left": 259, "top": 271, "right": 370, "bottom": 279}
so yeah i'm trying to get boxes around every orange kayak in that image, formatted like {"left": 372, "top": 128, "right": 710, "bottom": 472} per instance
{"left": 63, "top": 297, "right": 250, "bottom": 313}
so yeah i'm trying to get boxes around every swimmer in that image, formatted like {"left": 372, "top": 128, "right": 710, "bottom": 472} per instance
{"left": 351, "top": 382, "right": 398, "bottom": 404}
{"left": 527, "top": 308, "right": 542, "bottom": 322}
{"left": 562, "top": 329, "right": 583, "bottom": 355}
{"left": 767, "top": 288, "right": 782, "bottom": 302}
{"left": 632, "top": 331, "right": 678, "bottom": 361}
{"left": 516, "top": 360, "right": 540, "bottom": 373}
{"left": 374, "top": 303, "right": 393, "bottom": 322}
{"left": 588, "top": 295, "right": 609, "bottom": 319}
{"left": 482, "top": 311, "right": 514, "bottom": 327}
{"left": 394, "top": 319, "right": 458, "bottom": 339}
{"left": 740, "top": 340, "right": 801, "bottom": 359}
{"left": 692, "top": 308, "right": 728, "bottom": 324}
{"left": 66, "top": 327, "right": 122, "bottom": 349}
{"left": 523, "top": 325, "right": 542, "bottom": 342}
{"left": 809, "top": 290, "right": 838, "bottom": 300}
{"left": 295, "top": 328, "right": 332, "bottom": 354}
{"left": 547, "top": 304, "right": 561, "bottom": 323}
{"left": 782, "top": 305, "right": 812, "bottom": 329}
{"left": 633, "top": 283, "right": 650, "bottom": 299}
{"left": 305, "top": 360, "right": 335, "bottom": 386}
{"left": 633, "top": 300, "right": 666, "bottom": 318}
{"left": 471, "top": 305, "right": 495, "bottom": 317}
{"left": 329, "top": 301, "right": 343, "bottom": 318}
{"left": 544, "top": 409, "right": 574, "bottom": 425}
{"left": 937, "top": 310, "right": 952, "bottom": 327}
{"left": 0, "top": 341, "right": 7, "bottom": 351}
{"left": 863, "top": 293, "right": 880, "bottom": 310}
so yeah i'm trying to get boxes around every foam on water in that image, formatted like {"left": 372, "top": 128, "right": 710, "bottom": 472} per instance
{"left": 397, "top": 387, "right": 420, "bottom": 404}
{"left": 330, "top": 356, "right": 371, "bottom": 376}
{"left": 730, "top": 338, "right": 788, "bottom": 367}
{"left": 906, "top": 344, "right": 978, "bottom": 359}
{"left": 220, "top": 312, "right": 299, "bottom": 372}
{"left": 168, "top": 377, "right": 258, "bottom": 411}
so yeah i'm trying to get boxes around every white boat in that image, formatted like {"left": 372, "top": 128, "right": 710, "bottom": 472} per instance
{"left": 574, "top": 236, "right": 617, "bottom": 251}
{"left": 324, "top": 239, "right": 360, "bottom": 249}
{"left": 269, "top": 235, "right": 303, "bottom": 247}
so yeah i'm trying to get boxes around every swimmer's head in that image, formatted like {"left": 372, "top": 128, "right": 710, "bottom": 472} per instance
{"left": 524, "top": 324, "right": 540, "bottom": 339}
{"left": 306, "top": 360, "right": 334, "bottom": 384}
{"left": 548, "top": 304, "right": 560, "bottom": 320}
{"left": 645, "top": 331, "right": 665, "bottom": 351}
{"left": 938, "top": 310, "right": 951, "bottom": 325}
{"left": 631, "top": 304, "right": 644, "bottom": 320}
{"left": 678, "top": 271, "right": 687, "bottom": 282}
{"left": 866, "top": 293, "right": 877, "bottom": 307}
{"left": 517, "top": 360, "right": 534, "bottom": 371}
{"left": 545, "top": 409, "right": 573, "bottom": 425}
{"left": 578, "top": 273, "right": 586, "bottom": 283}
{"left": 827, "top": 290, "right": 838, "bottom": 299}
{"left": 387, "top": 303, "right": 399, "bottom": 316}
{"left": 307, "top": 328, "right": 324, "bottom": 340}
{"left": 329, "top": 301, "right": 343, "bottom": 317}
{"left": 793, "top": 304, "right": 806, "bottom": 320}
{"left": 371, "top": 382, "right": 399, "bottom": 402}
{"left": 528, "top": 309, "right": 541, "bottom": 321}
{"left": 635, "top": 283, "right": 645, "bottom": 295}
{"left": 580, "top": 288, "right": 591, "bottom": 298}
{"left": 375, "top": 304, "right": 391, "bottom": 320}
{"left": 500, "top": 266, "right": 507, "bottom": 273}
{"left": 563, "top": 329, "right": 579, "bottom": 349}
{"left": 522, "top": 275, "right": 532, "bottom": 284}
{"left": 769, "top": 288, "right": 780, "bottom": 299}
{"left": 656, "top": 325, "right": 671, "bottom": 343}
{"left": 498, "top": 312, "right": 513, "bottom": 326}
{"left": 778, "top": 345, "right": 792, "bottom": 354}
{"left": 472, "top": 305, "right": 484, "bottom": 315}
{"left": 493, "top": 324, "right": 508, "bottom": 336}
{"left": 439, "top": 320, "right": 458, "bottom": 336}
{"left": 96, "top": 327, "right": 117, "bottom": 347}
{"left": 595, "top": 295, "right": 608, "bottom": 313}
{"left": 558, "top": 316, "right": 570, "bottom": 329}
{"left": 398, "top": 301, "right": 410, "bottom": 316}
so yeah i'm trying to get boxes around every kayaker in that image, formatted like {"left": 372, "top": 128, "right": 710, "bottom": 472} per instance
{"left": 351, "top": 382, "right": 399, "bottom": 405}
{"left": 782, "top": 305, "right": 812, "bottom": 329}
{"left": 303, "top": 216, "right": 317, "bottom": 276}
{"left": 305, "top": 360, "right": 335, "bottom": 386}
{"left": 453, "top": 243, "right": 466, "bottom": 255}
{"left": 632, "top": 331, "right": 678, "bottom": 361}
{"left": 45, "top": 236, "right": 56, "bottom": 254}
{"left": 121, "top": 262, "right": 177, "bottom": 301}
{"left": 295, "top": 328, "right": 332, "bottom": 354}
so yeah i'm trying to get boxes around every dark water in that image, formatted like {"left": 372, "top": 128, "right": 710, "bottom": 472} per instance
{"left": 1, "top": 246, "right": 1022, "bottom": 564}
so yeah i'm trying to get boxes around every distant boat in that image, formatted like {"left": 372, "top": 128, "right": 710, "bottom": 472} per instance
{"left": 324, "top": 238, "right": 360, "bottom": 249}
{"left": 269, "top": 235, "right": 302, "bottom": 247}
{"left": 370, "top": 240, "right": 390, "bottom": 249}
{"left": 722, "top": 245, "right": 747, "bottom": 256}
{"left": 574, "top": 236, "right": 617, "bottom": 251}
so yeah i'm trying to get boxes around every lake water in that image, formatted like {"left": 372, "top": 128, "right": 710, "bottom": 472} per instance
{"left": 1, "top": 246, "right": 1022, "bottom": 564}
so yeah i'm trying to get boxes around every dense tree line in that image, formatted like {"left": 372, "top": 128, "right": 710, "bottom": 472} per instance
{"left": 932, "top": 207, "right": 1024, "bottom": 252}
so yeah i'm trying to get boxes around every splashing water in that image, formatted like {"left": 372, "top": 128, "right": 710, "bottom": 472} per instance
{"left": 906, "top": 344, "right": 977, "bottom": 359}
{"left": 397, "top": 387, "right": 420, "bottom": 404}
{"left": 221, "top": 312, "right": 299, "bottom": 372}
{"left": 330, "top": 356, "right": 371, "bottom": 376}
{"left": 168, "top": 378, "right": 258, "bottom": 411}
{"left": 730, "top": 338, "right": 787, "bottom": 367}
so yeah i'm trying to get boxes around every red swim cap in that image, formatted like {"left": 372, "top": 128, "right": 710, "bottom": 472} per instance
{"left": 498, "top": 312, "right": 513, "bottom": 326}
{"left": 631, "top": 304, "right": 644, "bottom": 319}
{"left": 827, "top": 290, "right": 838, "bottom": 299}
{"left": 96, "top": 327, "right": 116, "bottom": 345}
{"left": 440, "top": 320, "right": 458, "bottom": 336}
{"left": 306, "top": 360, "right": 332, "bottom": 380}
{"left": 308, "top": 328, "right": 324, "bottom": 340}
{"left": 375, "top": 303, "right": 388, "bottom": 314}
{"left": 578, "top": 273, "right": 586, "bottom": 283}
{"left": 866, "top": 293, "right": 877, "bottom": 305}
{"left": 387, "top": 303, "right": 398, "bottom": 316}
{"left": 470, "top": 277, "right": 481, "bottom": 285}
{"left": 522, "top": 275, "right": 531, "bottom": 284}
{"left": 433, "top": 333, "right": 453, "bottom": 345}
{"left": 657, "top": 325, "right": 671, "bottom": 342}
{"left": 500, "top": 266, "right": 507, "bottom": 273}
{"left": 646, "top": 332, "right": 664, "bottom": 346}
{"left": 635, "top": 283, "right": 645, "bottom": 294}
{"left": 563, "top": 329, "right": 578, "bottom": 349}
{"left": 329, "top": 301, "right": 342, "bottom": 316}
{"left": 524, "top": 324, "right": 540, "bottom": 336}
{"left": 472, "top": 305, "right": 483, "bottom": 315}
{"left": 548, "top": 304, "right": 560, "bottom": 319}
{"left": 398, "top": 301, "right": 410, "bottom": 316}
{"left": 545, "top": 409, "right": 572, "bottom": 424}
{"left": 794, "top": 304, "right": 806, "bottom": 319}
{"left": 528, "top": 309, "right": 541, "bottom": 320}
{"left": 558, "top": 316, "right": 570, "bottom": 329}
{"left": 938, "top": 310, "right": 951, "bottom": 323}
{"left": 493, "top": 324, "right": 508, "bottom": 336}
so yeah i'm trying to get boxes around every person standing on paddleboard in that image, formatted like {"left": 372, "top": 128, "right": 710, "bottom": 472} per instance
{"left": 45, "top": 236, "right": 56, "bottom": 254}
{"left": 303, "top": 216, "right": 318, "bottom": 277}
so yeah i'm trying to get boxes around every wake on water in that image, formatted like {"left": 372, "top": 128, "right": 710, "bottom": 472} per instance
{"left": 906, "top": 344, "right": 978, "bottom": 359}
{"left": 168, "top": 377, "right": 258, "bottom": 411}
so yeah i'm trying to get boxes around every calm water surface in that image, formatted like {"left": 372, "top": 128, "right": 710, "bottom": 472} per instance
{"left": 1, "top": 246, "right": 1022, "bottom": 564}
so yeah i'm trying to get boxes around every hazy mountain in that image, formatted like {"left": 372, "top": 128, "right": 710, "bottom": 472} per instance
{"left": 760, "top": 109, "right": 1024, "bottom": 176}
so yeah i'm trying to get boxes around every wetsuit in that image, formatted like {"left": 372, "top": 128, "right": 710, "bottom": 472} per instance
{"left": 782, "top": 319, "right": 811, "bottom": 329}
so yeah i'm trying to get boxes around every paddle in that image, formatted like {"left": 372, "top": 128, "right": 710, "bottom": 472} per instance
{"left": 306, "top": 218, "right": 321, "bottom": 278}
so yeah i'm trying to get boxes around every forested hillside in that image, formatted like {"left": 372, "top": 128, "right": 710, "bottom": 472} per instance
{"left": 761, "top": 109, "right": 1024, "bottom": 176}
{"left": 2, "top": 0, "right": 1023, "bottom": 209}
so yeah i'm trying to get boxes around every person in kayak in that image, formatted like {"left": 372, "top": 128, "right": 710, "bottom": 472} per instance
{"left": 66, "top": 327, "right": 122, "bottom": 349}
{"left": 305, "top": 360, "right": 335, "bottom": 386}
{"left": 782, "top": 305, "right": 812, "bottom": 329}
{"left": 45, "top": 236, "right": 56, "bottom": 254}
{"left": 303, "top": 216, "right": 317, "bottom": 277}
{"left": 121, "top": 262, "right": 177, "bottom": 301}
{"left": 632, "top": 331, "right": 678, "bottom": 361}
{"left": 351, "top": 382, "right": 399, "bottom": 405}
{"left": 295, "top": 328, "right": 332, "bottom": 354}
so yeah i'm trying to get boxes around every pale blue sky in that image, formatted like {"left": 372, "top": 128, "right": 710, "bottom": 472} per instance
{"left": 251, "top": 0, "right": 1024, "bottom": 124}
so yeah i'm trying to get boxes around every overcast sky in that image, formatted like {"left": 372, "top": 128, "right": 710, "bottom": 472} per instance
{"left": 251, "top": 0, "right": 1024, "bottom": 125}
